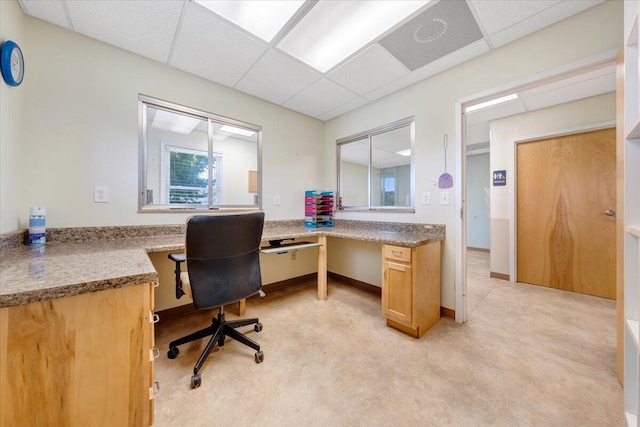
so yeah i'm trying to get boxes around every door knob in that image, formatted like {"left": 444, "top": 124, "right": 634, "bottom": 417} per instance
{"left": 604, "top": 209, "right": 616, "bottom": 216}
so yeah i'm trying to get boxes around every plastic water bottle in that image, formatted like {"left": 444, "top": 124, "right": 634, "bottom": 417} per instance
{"left": 28, "top": 207, "right": 46, "bottom": 247}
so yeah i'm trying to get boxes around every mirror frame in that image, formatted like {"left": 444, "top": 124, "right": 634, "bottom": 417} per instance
{"left": 138, "top": 94, "right": 262, "bottom": 212}
{"left": 336, "top": 116, "right": 415, "bottom": 212}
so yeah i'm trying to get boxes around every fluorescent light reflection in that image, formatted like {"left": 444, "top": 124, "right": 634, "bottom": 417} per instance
{"left": 151, "top": 110, "right": 201, "bottom": 135}
{"left": 277, "top": 1, "right": 429, "bottom": 72}
{"left": 220, "top": 125, "right": 256, "bottom": 137}
{"left": 396, "top": 149, "right": 411, "bottom": 156}
{"left": 195, "top": 0, "right": 305, "bottom": 42}
{"left": 465, "top": 94, "right": 519, "bottom": 113}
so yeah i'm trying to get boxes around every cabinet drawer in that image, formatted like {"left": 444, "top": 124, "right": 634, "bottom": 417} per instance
{"left": 384, "top": 245, "right": 411, "bottom": 263}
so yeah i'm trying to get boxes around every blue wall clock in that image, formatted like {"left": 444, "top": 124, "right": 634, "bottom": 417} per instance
{"left": 1, "top": 40, "right": 24, "bottom": 87}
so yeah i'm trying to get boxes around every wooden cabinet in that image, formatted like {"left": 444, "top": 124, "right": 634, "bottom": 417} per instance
{"left": 381, "top": 241, "right": 441, "bottom": 338}
{"left": 0, "top": 283, "right": 155, "bottom": 427}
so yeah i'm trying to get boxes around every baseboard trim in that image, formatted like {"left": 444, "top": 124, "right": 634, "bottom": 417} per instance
{"left": 490, "top": 271, "right": 510, "bottom": 281}
{"left": 440, "top": 307, "right": 455, "bottom": 320}
{"left": 156, "top": 273, "right": 318, "bottom": 322}
{"left": 262, "top": 273, "right": 318, "bottom": 293}
{"left": 467, "top": 247, "right": 490, "bottom": 253}
{"left": 328, "top": 271, "right": 381, "bottom": 295}
{"left": 156, "top": 303, "right": 197, "bottom": 322}
{"left": 157, "top": 272, "right": 454, "bottom": 323}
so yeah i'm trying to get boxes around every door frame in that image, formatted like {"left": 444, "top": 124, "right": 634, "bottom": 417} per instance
{"left": 453, "top": 48, "right": 618, "bottom": 323}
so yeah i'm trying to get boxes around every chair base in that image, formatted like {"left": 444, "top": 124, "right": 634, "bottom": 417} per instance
{"left": 167, "top": 308, "right": 263, "bottom": 388}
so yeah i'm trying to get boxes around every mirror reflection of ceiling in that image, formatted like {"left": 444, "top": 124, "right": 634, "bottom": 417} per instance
{"left": 19, "top": 0, "right": 605, "bottom": 121}
{"left": 341, "top": 126, "right": 411, "bottom": 169}
{"left": 147, "top": 108, "right": 257, "bottom": 142}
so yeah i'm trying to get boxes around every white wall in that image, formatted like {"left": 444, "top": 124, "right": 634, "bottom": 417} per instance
{"left": 466, "top": 152, "right": 490, "bottom": 249}
{"left": 0, "top": 0, "right": 26, "bottom": 233}
{"left": 324, "top": 1, "right": 622, "bottom": 310}
{"left": 489, "top": 91, "right": 616, "bottom": 278}
{"left": 13, "top": 10, "right": 324, "bottom": 230}
{"left": 340, "top": 161, "right": 369, "bottom": 206}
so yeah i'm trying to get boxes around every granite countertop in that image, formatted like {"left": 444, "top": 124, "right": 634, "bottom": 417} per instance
{"left": 0, "top": 221, "right": 444, "bottom": 308}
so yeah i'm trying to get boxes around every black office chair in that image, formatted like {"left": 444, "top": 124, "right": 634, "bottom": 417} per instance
{"left": 167, "top": 212, "right": 265, "bottom": 389}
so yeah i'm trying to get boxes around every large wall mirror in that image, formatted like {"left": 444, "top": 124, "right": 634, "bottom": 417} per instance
{"left": 337, "top": 117, "right": 415, "bottom": 211}
{"left": 139, "top": 95, "right": 261, "bottom": 211}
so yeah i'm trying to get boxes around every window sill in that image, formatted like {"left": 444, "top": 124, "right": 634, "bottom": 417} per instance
{"left": 337, "top": 208, "right": 415, "bottom": 213}
{"left": 137, "top": 207, "right": 261, "bottom": 214}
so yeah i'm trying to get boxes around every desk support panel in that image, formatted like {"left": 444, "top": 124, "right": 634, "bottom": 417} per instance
{"left": 317, "top": 235, "right": 327, "bottom": 301}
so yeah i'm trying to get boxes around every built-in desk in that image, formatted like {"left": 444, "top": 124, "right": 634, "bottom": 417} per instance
{"left": 0, "top": 219, "right": 444, "bottom": 426}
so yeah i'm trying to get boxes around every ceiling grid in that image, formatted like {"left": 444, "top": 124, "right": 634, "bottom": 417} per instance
{"left": 18, "top": 0, "right": 610, "bottom": 124}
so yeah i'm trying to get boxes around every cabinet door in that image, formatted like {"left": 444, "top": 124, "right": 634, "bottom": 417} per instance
{"left": 0, "top": 284, "right": 151, "bottom": 427}
{"left": 382, "top": 260, "right": 413, "bottom": 325}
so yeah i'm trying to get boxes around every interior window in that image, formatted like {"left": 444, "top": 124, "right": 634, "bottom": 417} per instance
{"left": 139, "top": 95, "right": 261, "bottom": 211}
{"left": 337, "top": 117, "right": 415, "bottom": 211}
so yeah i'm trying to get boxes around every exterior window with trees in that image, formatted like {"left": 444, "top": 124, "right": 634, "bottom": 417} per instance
{"left": 139, "top": 95, "right": 261, "bottom": 211}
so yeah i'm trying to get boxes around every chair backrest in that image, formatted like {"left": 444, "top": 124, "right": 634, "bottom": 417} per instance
{"left": 185, "top": 212, "right": 265, "bottom": 310}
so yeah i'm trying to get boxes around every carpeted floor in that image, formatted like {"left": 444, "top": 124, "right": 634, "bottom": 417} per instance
{"left": 152, "top": 251, "right": 622, "bottom": 426}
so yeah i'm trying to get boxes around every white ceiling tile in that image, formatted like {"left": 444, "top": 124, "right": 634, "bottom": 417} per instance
{"left": 318, "top": 97, "right": 370, "bottom": 122}
{"left": 365, "top": 40, "right": 489, "bottom": 102}
{"left": 327, "top": 45, "right": 409, "bottom": 96}
{"left": 19, "top": 0, "right": 68, "bottom": 29}
{"left": 488, "top": 1, "right": 605, "bottom": 48}
{"left": 465, "top": 98, "right": 526, "bottom": 125}
{"left": 170, "top": 4, "right": 268, "bottom": 87}
{"left": 235, "top": 49, "right": 321, "bottom": 105}
{"left": 66, "top": 0, "right": 183, "bottom": 63}
{"left": 466, "top": 121, "right": 490, "bottom": 145}
{"left": 470, "top": 1, "right": 561, "bottom": 35}
{"left": 520, "top": 74, "right": 615, "bottom": 111}
{"left": 518, "top": 64, "right": 615, "bottom": 97}
{"left": 283, "top": 78, "right": 359, "bottom": 119}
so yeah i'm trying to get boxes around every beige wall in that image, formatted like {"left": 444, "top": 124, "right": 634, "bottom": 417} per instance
{"left": 9, "top": 10, "right": 324, "bottom": 231}
{"left": 323, "top": 1, "right": 622, "bottom": 309}
{"left": 0, "top": 0, "right": 26, "bottom": 233}
{"left": 150, "top": 242, "right": 318, "bottom": 311}
{"left": 489, "top": 92, "right": 616, "bottom": 278}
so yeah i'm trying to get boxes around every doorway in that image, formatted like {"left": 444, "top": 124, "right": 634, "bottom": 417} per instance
{"left": 455, "top": 49, "right": 618, "bottom": 322}
{"left": 516, "top": 128, "right": 616, "bottom": 299}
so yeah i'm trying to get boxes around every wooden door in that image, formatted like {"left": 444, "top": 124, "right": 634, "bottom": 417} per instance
{"left": 516, "top": 128, "right": 616, "bottom": 299}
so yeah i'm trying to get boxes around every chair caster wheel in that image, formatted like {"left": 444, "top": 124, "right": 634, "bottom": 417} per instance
{"left": 254, "top": 322, "right": 263, "bottom": 332}
{"left": 167, "top": 347, "right": 179, "bottom": 359}
{"left": 191, "top": 373, "right": 201, "bottom": 389}
{"left": 255, "top": 350, "right": 264, "bottom": 363}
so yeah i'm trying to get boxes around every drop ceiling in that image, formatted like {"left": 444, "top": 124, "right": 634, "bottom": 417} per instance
{"left": 465, "top": 63, "right": 616, "bottom": 147}
{"left": 19, "top": 0, "right": 606, "bottom": 121}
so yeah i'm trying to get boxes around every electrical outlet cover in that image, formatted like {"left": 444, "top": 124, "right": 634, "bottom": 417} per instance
{"left": 94, "top": 186, "right": 108, "bottom": 203}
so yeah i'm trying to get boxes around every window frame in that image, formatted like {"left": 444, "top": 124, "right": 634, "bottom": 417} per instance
{"left": 138, "top": 94, "right": 262, "bottom": 212}
{"left": 336, "top": 116, "right": 415, "bottom": 212}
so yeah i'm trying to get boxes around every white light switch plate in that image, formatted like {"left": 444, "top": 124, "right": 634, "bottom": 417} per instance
{"left": 422, "top": 191, "right": 431, "bottom": 205}
{"left": 440, "top": 191, "right": 450, "bottom": 206}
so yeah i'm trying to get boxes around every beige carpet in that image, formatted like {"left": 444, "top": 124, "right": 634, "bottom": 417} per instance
{"left": 153, "top": 252, "right": 622, "bottom": 426}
